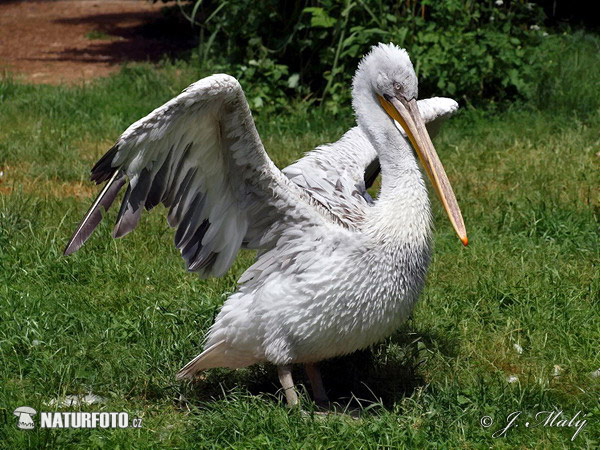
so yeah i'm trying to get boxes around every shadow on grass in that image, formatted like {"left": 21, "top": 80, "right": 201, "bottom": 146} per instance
{"left": 177, "top": 326, "right": 459, "bottom": 411}
{"left": 46, "top": 7, "right": 197, "bottom": 65}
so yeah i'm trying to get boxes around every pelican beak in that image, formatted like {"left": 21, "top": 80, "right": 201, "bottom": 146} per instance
{"left": 377, "top": 94, "right": 468, "bottom": 246}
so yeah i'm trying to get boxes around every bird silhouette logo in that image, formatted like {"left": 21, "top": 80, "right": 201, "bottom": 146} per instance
{"left": 13, "top": 406, "right": 36, "bottom": 430}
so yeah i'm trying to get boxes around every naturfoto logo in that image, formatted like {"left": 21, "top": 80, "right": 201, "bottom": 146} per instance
{"left": 13, "top": 406, "right": 36, "bottom": 430}
{"left": 12, "top": 406, "right": 142, "bottom": 430}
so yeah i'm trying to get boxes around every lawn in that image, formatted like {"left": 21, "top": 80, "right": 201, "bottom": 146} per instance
{"left": 0, "top": 36, "right": 598, "bottom": 448}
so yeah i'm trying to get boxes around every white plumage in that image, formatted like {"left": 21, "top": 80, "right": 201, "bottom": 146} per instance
{"left": 65, "top": 43, "right": 465, "bottom": 406}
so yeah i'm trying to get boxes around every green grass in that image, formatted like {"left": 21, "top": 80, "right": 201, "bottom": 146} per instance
{"left": 1, "top": 34, "right": 599, "bottom": 448}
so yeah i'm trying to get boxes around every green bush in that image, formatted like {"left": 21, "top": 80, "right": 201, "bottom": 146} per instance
{"left": 167, "top": 1, "right": 550, "bottom": 111}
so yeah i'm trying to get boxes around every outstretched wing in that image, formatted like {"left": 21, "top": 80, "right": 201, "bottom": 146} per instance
{"left": 282, "top": 97, "right": 458, "bottom": 222}
{"left": 65, "top": 74, "right": 333, "bottom": 277}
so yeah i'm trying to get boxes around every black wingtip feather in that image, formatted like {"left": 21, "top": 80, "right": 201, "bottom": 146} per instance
{"left": 188, "top": 251, "right": 218, "bottom": 272}
{"left": 112, "top": 168, "right": 152, "bottom": 239}
{"left": 145, "top": 150, "right": 173, "bottom": 211}
{"left": 167, "top": 168, "right": 197, "bottom": 227}
{"left": 64, "top": 170, "right": 126, "bottom": 256}
{"left": 180, "top": 219, "right": 210, "bottom": 263}
{"left": 91, "top": 144, "right": 120, "bottom": 184}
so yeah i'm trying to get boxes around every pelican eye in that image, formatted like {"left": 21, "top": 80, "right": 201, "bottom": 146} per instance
{"left": 393, "top": 82, "right": 402, "bottom": 92}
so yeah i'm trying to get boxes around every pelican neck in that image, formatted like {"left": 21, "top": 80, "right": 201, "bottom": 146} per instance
{"left": 355, "top": 92, "right": 432, "bottom": 244}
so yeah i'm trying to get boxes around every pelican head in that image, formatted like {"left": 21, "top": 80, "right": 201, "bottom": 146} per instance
{"left": 353, "top": 43, "right": 468, "bottom": 246}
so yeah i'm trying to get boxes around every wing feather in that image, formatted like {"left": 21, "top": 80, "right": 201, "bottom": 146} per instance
{"left": 65, "top": 74, "right": 333, "bottom": 277}
{"left": 63, "top": 170, "right": 126, "bottom": 255}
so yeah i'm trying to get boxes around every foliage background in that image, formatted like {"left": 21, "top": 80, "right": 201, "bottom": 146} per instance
{"left": 161, "top": 0, "right": 559, "bottom": 113}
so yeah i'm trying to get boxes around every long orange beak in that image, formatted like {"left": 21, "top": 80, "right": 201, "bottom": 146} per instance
{"left": 378, "top": 94, "right": 468, "bottom": 246}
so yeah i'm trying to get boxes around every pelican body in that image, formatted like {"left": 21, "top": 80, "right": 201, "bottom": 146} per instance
{"left": 65, "top": 44, "right": 466, "bottom": 406}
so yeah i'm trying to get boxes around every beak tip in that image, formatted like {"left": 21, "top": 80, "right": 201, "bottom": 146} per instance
{"left": 461, "top": 236, "right": 468, "bottom": 246}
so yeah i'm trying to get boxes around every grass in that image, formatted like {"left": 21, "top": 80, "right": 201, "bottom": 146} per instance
{"left": 0, "top": 34, "right": 599, "bottom": 448}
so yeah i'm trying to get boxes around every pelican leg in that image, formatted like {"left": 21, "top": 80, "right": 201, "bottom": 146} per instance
{"left": 305, "top": 363, "right": 329, "bottom": 406}
{"left": 277, "top": 365, "right": 299, "bottom": 407}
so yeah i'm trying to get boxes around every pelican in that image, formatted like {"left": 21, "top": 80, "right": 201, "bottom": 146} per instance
{"left": 65, "top": 43, "right": 467, "bottom": 407}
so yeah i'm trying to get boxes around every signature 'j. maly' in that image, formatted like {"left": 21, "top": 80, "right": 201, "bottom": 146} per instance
{"left": 65, "top": 43, "right": 468, "bottom": 407}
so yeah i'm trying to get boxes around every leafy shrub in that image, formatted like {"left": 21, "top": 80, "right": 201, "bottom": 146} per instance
{"left": 165, "top": 0, "right": 548, "bottom": 112}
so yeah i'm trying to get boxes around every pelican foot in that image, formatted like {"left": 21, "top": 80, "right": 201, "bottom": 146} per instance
{"left": 301, "top": 402, "right": 361, "bottom": 420}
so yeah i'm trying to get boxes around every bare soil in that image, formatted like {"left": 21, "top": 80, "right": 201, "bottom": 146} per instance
{"left": 0, "top": 0, "right": 194, "bottom": 84}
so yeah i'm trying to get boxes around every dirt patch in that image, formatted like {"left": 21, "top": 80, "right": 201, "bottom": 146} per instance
{"left": 0, "top": 0, "right": 195, "bottom": 84}
{"left": 0, "top": 163, "right": 99, "bottom": 199}
{"left": 0, "top": 179, "right": 99, "bottom": 199}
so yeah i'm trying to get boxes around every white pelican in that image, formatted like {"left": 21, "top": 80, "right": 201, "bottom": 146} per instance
{"left": 65, "top": 43, "right": 467, "bottom": 407}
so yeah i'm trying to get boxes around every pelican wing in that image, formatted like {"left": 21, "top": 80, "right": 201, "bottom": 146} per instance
{"left": 65, "top": 74, "right": 332, "bottom": 277}
{"left": 283, "top": 97, "right": 458, "bottom": 220}
{"left": 416, "top": 97, "right": 460, "bottom": 139}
